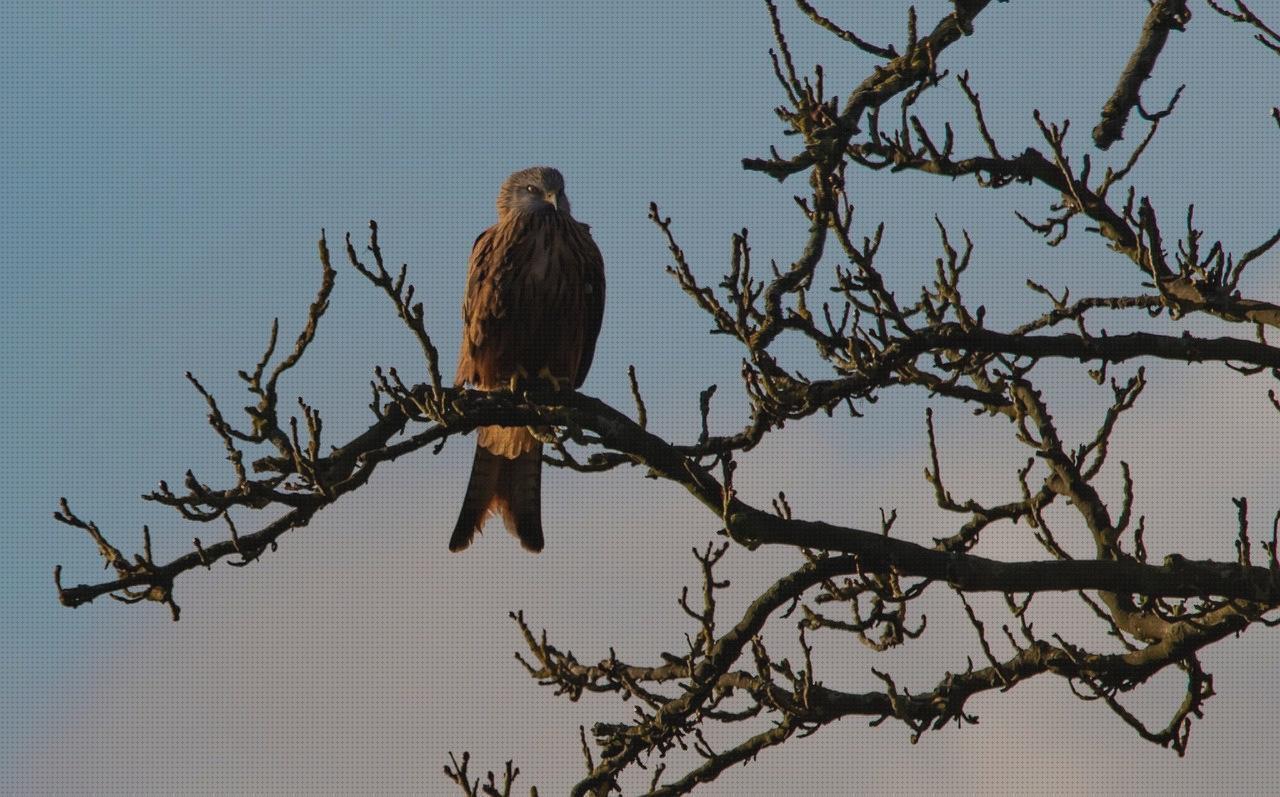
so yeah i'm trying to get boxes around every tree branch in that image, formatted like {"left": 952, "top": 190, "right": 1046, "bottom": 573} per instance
{"left": 1093, "top": 0, "right": 1191, "bottom": 149}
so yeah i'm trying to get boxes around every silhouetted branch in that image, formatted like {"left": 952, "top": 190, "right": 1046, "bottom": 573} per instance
{"left": 1209, "top": 0, "right": 1280, "bottom": 55}
{"left": 1093, "top": 0, "right": 1191, "bottom": 149}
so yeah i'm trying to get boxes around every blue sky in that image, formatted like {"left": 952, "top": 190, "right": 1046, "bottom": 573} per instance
{"left": 5, "top": 1, "right": 1280, "bottom": 794}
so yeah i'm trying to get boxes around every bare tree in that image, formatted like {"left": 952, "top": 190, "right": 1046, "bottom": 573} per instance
{"left": 53, "top": 2, "right": 1280, "bottom": 794}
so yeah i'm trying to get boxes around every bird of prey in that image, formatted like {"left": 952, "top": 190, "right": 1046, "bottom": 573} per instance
{"left": 450, "top": 166, "right": 606, "bottom": 552}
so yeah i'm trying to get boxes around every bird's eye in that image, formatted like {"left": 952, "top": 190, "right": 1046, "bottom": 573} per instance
{"left": 525, "top": 185, "right": 539, "bottom": 194}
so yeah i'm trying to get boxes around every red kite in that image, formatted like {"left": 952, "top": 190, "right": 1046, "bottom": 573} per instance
{"left": 450, "top": 167, "right": 606, "bottom": 552}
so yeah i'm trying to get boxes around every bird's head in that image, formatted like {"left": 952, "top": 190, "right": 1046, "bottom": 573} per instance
{"left": 497, "top": 166, "right": 571, "bottom": 219}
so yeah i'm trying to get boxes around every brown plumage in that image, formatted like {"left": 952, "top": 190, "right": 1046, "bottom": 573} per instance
{"left": 450, "top": 166, "right": 606, "bottom": 552}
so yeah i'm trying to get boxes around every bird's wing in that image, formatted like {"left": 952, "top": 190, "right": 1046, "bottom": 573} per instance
{"left": 572, "top": 221, "right": 607, "bottom": 388}
{"left": 455, "top": 229, "right": 492, "bottom": 386}
{"left": 456, "top": 220, "right": 535, "bottom": 389}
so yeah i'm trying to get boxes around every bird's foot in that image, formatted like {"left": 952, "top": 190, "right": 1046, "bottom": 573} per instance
{"left": 508, "top": 364, "right": 533, "bottom": 393}
{"left": 536, "top": 366, "right": 569, "bottom": 392}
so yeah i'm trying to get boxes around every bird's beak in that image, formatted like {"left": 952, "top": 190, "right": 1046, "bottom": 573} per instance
{"left": 546, "top": 192, "right": 560, "bottom": 211}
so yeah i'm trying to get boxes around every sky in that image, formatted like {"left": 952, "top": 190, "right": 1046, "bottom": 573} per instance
{"left": 4, "top": 1, "right": 1280, "bottom": 794}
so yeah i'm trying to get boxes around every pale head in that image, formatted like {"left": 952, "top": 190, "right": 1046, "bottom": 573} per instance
{"left": 497, "top": 166, "right": 571, "bottom": 220}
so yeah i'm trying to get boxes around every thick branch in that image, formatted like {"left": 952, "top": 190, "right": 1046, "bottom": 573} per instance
{"left": 731, "top": 510, "right": 1280, "bottom": 602}
{"left": 1093, "top": 0, "right": 1191, "bottom": 149}
{"left": 58, "top": 378, "right": 1280, "bottom": 613}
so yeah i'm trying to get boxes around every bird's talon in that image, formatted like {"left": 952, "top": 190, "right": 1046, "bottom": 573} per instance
{"left": 509, "top": 365, "right": 533, "bottom": 392}
{"left": 536, "top": 366, "right": 567, "bottom": 391}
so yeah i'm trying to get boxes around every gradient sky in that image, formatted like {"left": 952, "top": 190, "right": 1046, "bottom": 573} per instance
{"left": 5, "top": 2, "right": 1280, "bottom": 794}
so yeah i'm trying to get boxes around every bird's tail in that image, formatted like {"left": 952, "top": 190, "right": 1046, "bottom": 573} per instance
{"left": 449, "top": 427, "right": 544, "bottom": 552}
